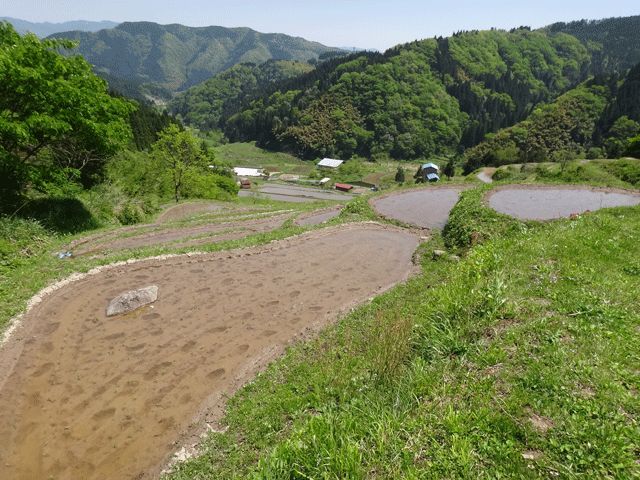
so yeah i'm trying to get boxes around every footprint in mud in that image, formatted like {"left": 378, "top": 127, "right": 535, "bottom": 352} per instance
{"left": 190, "top": 269, "right": 203, "bottom": 274}
{"left": 75, "top": 399, "right": 90, "bottom": 412}
{"left": 181, "top": 340, "right": 196, "bottom": 352}
{"left": 309, "top": 306, "right": 323, "bottom": 312}
{"left": 222, "top": 278, "right": 234, "bottom": 285}
{"left": 236, "top": 344, "right": 249, "bottom": 354}
{"left": 273, "top": 277, "right": 284, "bottom": 283}
{"left": 149, "top": 328, "right": 163, "bottom": 336}
{"left": 241, "top": 311, "right": 253, "bottom": 320}
{"left": 254, "top": 283, "right": 263, "bottom": 288}
{"left": 196, "top": 287, "right": 211, "bottom": 293}
{"left": 44, "top": 322, "right": 60, "bottom": 335}
{"left": 92, "top": 408, "right": 116, "bottom": 421}
{"left": 179, "top": 394, "right": 192, "bottom": 405}
{"left": 249, "top": 270, "right": 262, "bottom": 275}
{"left": 39, "top": 342, "right": 54, "bottom": 354}
{"left": 126, "top": 344, "right": 146, "bottom": 355}
{"left": 31, "top": 362, "right": 54, "bottom": 378}
{"left": 262, "top": 330, "right": 277, "bottom": 337}
{"left": 291, "top": 317, "right": 301, "bottom": 324}
{"left": 348, "top": 287, "right": 360, "bottom": 292}
{"left": 206, "top": 368, "right": 225, "bottom": 379}
{"left": 266, "top": 300, "right": 279, "bottom": 307}
{"left": 206, "top": 326, "right": 227, "bottom": 334}
{"left": 92, "top": 386, "right": 107, "bottom": 398}
{"left": 29, "top": 392, "right": 42, "bottom": 406}
{"left": 143, "top": 362, "right": 173, "bottom": 381}
{"left": 289, "top": 291, "right": 300, "bottom": 298}
{"left": 142, "top": 312, "right": 161, "bottom": 321}
{"left": 136, "top": 275, "right": 149, "bottom": 280}
{"left": 103, "top": 332, "right": 126, "bottom": 341}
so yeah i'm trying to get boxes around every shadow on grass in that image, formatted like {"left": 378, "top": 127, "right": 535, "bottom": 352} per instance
{"left": 16, "top": 197, "right": 101, "bottom": 235}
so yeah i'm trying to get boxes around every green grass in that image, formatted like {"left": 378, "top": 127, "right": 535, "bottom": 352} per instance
{"left": 3, "top": 167, "right": 640, "bottom": 479}
{"left": 163, "top": 194, "right": 640, "bottom": 479}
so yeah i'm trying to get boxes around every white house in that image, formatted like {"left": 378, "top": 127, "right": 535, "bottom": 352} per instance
{"left": 317, "top": 158, "right": 344, "bottom": 169}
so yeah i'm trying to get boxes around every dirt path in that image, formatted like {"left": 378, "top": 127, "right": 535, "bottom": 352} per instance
{"left": 0, "top": 223, "right": 420, "bottom": 480}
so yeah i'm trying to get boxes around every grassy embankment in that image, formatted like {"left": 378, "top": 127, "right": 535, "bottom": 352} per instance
{"left": 163, "top": 185, "right": 640, "bottom": 479}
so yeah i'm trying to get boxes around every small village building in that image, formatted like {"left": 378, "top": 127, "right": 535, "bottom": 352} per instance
{"left": 335, "top": 183, "right": 353, "bottom": 192}
{"left": 233, "top": 167, "right": 263, "bottom": 177}
{"left": 240, "top": 179, "right": 251, "bottom": 189}
{"left": 426, "top": 173, "right": 440, "bottom": 182}
{"left": 421, "top": 163, "right": 440, "bottom": 182}
{"left": 317, "top": 158, "right": 344, "bottom": 169}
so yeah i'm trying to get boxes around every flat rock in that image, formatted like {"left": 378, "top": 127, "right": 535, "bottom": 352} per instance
{"left": 106, "top": 286, "right": 158, "bottom": 316}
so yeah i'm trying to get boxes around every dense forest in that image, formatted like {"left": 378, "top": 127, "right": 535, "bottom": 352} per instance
{"left": 207, "top": 28, "right": 610, "bottom": 160}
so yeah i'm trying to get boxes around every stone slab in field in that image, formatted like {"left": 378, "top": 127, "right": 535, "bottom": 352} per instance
{"left": 106, "top": 285, "right": 158, "bottom": 316}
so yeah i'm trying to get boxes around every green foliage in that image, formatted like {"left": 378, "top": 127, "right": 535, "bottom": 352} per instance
{"left": 0, "top": 216, "right": 51, "bottom": 269}
{"left": 463, "top": 78, "right": 612, "bottom": 171}
{"left": 625, "top": 133, "right": 640, "bottom": 158}
{"left": 150, "top": 125, "right": 213, "bottom": 202}
{"left": 394, "top": 166, "right": 405, "bottom": 183}
{"left": 442, "top": 185, "right": 518, "bottom": 251}
{"left": 115, "top": 202, "right": 145, "bottom": 225}
{"left": 0, "top": 21, "right": 134, "bottom": 197}
{"left": 168, "top": 60, "right": 313, "bottom": 131}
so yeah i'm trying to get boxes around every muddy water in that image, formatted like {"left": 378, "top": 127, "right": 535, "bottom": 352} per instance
{"left": 372, "top": 188, "right": 466, "bottom": 229}
{"left": 0, "top": 226, "right": 418, "bottom": 480}
{"left": 488, "top": 187, "right": 640, "bottom": 220}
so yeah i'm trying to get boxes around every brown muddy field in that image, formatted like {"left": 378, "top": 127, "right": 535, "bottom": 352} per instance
{"left": 0, "top": 223, "right": 419, "bottom": 480}
{"left": 68, "top": 211, "right": 295, "bottom": 256}
{"left": 486, "top": 184, "right": 640, "bottom": 220}
{"left": 371, "top": 185, "right": 474, "bottom": 229}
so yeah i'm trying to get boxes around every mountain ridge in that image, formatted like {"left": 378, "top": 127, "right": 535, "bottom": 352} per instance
{"left": 45, "top": 21, "right": 342, "bottom": 94}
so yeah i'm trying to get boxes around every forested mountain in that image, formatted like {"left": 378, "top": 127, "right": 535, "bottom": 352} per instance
{"left": 46, "top": 22, "right": 341, "bottom": 96}
{"left": 543, "top": 16, "right": 640, "bottom": 75}
{"left": 199, "top": 16, "right": 640, "bottom": 162}
{"left": 167, "top": 60, "right": 314, "bottom": 131}
{"left": 0, "top": 17, "right": 118, "bottom": 38}
{"left": 462, "top": 58, "right": 640, "bottom": 172}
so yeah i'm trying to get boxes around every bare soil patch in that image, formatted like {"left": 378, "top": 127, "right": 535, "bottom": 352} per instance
{"left": 370, "top": 184, "right": 474, "bottom": 229}
{"left": 70, "top": 212, "right": 294, "bottom": 256}
{"left": 155, "top": 202, "right": 225, "bottom": 224}
{"left": 485, "top": 184, "right": 640, "bottom": 220}
{"left": 0, "top": 223, "right": 419, "bottom": 480}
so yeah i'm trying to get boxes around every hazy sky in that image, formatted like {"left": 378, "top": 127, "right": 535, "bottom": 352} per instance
{"left": 2, "top": 1, "right": 638, "bottom": 51}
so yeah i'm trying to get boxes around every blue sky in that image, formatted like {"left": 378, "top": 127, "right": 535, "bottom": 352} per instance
{"left": 2, "top": 1, "right": 639, "bottom": 51}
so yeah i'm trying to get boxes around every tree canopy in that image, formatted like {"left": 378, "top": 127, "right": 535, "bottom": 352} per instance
{"left": 0, "top": 21, "right": 134, "bottom": 196}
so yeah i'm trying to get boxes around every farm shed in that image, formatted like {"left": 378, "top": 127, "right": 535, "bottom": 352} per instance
{"left": 240, "top": 179, "right": 251, "bottom": 189}
{"left": 233, "top": 167, "right": 263, "bottom": 177}
{"left": 426, "top": 173, "right": 440, "bottom": 182}
{"left": 318, "top": 158, "right": 344, "bottom": 169}
{"left": 420, "top": 163, "right": 440, "bottom": 182}
{"left": 335, "top": 183, "right": 353, "bottom": 192}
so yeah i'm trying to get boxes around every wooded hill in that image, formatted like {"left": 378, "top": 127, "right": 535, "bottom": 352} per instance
{"left": 202, "top": 18, "right": 640, "bottom": 161}
{"left": 46, "top": 22, "right": 341, "bottom": 95}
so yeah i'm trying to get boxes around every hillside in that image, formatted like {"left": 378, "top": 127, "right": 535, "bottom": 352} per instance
{"left": 167, "top": 59, "right": 314, "bottom": 131}
{"left": 46, "top": 22, "right": 341, "bottom": 95}
{"left": 207, "top": 17, "right": 640, "bottom": 162}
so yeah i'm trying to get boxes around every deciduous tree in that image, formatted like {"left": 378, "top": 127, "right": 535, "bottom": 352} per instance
{"left": 0, "top": 22, "right": 134, "bottom": 196}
